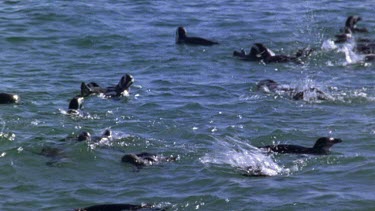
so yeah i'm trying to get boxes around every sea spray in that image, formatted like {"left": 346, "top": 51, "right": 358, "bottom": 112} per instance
{"left": 200, "top": 136, "right": 288, "bottom": 176}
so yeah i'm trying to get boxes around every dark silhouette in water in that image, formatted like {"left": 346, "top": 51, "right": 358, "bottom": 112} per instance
{"left": 39, "top": 146, "right": 64, "bottom": 158}
{"left": 0, "top": 93, "right": 20, "bottom": 104}
{"left": 363, "top": 54, "right": 375, "bottom": 62}
{"left": 75, "top": 203, "right": 166, "bottom": 211}
{"left": 39, "top": 129, "right": 113, "bottom": 167}
{"left": 334, "top": 27, "right": 353, "bottom": 44}
{"left": 259, "top": 137, "right": 342, "bottom": 155}
{"left": 334, "top": 16, "right": 372, "bottom": 44}
{"left": 77, "top": 129, "right": 112, "bottom": 142}
{"left": 233, "top": 43, "right": 314, "bottom": 64}
{"left": 356, "top": 42, "right": 375, "bottom": 54}
{"left": 176, "top": 26, "right": 219, "bottom": 46}
{"left": 256, "top": 79, "right": 329, "bottom": 101}
{"left": 345, "top": 16, "right": 368, "bottom": 33}
{"left": 81, "top": 74, "right": 134, "bottom": 97}
{"left": 121, "top": 152, "right": 177, "bottom": 169}
{"left": 67, "top": 96, "right": 84, "bottom": 115}
{"left": 38, "top": 146, "right": 66, "bottom": 167}
{"left": 77, "top": 131, "right": 91, "bottom": 142}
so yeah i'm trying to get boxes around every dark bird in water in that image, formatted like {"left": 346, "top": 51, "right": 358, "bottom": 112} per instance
{"left": 356, "top": 42, "right": 375, "bottom": 54}
{"left": 77, "top": 131, "right": 92, "bottom": 142}
{"left": 81, "top": 74, "right": 134, "bottom": 98}
{"left": 38, "top": 146, "right": 67, "bottom": 167}
{"left": 121, "top": 152, "right": 177, "bottom": 169}
{"left": 77, "top": 129, "right": 112, "bottom": 142}
{"left": 334, "top": 27, "right": 353, "bottom": 44}
{"left": 363, "top": 54, "right": 375, "bottom": 62}
{"left": 259, "top": 137, "right": 342, "bottom": 155}
{"left": 256, "top": 79, "right": 330, "bottom": 101}
{"left": 0, "top": 93, "right": 20, "bottom": 104}
{"left": 345, "top": 16, "right": 368, "bottom": 33}
{"left": 233, "top": 43, "right": 314, "bottom": 64}
{"left": 176, "top": 26, "right": 219, "bottom": 46}
{"left": 39, "top": 146, "right": 64, "bottom": 158}
{"left": 75, "top": 203, "right": 166, "bottom": 211}
{"left": 67, "top": 96, "right": 84, "bottom": 115}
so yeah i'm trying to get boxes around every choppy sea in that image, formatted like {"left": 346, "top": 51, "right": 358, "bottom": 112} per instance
{"left": 1, "top": 1, "right": 375, "bottom": 210}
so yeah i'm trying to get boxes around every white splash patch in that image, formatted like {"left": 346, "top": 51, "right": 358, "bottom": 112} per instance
{"left": 0, "top": 132, "right": 16, "bottom": 141}
{"left": 336, "top": 88, "right": 375, "bottom": 103}
{"left": 58, "top": 108, "right": 97, "bottom": 120}
{"left": 87, "top": 130, "right": 132, "bottom": 149}
{"left": 200, "top": 137, "right": 286, "bottom": 176}
{"left": 88, "top": 136, "right": 113, "bottom": 149}
{"left": 321, "top": 39, "right": 337, "bottom": 50}
{"left": 121, "top": 90, "right": 130, "bottom": 97}
{"left": 293, "top": 78, "right": 334, "bottom": 102}
{"left": 340, "top": 45, "right": 365, "bottom": 65}
{"left": 31, "top": 119, "right": 42, "bottom": 126}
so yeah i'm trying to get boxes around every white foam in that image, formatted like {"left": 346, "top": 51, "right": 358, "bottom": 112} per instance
{"left": 321, "top": 39, "right": 337, "bottom": 50}
{"left": 200, "top": 137, "right": 286, "bottom": 176}
{"left": 341, "top": 45, "right": 365, "bottom": 65}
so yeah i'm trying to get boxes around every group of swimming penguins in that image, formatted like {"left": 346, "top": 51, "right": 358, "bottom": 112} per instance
{"left": 0, "top": 15, "right": 372, "bottom": 211}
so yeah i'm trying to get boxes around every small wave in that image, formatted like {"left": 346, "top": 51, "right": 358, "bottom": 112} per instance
{"left": 200, "top": 137, "right": 287, "bottom": 176}
{"left": 85, "top": 130, "right": 150, "bottom": 150}
{"left": 58, "top": 108, "right": 98, "bottom": 120}
{"left": 334, "top": 88, "right": 375, "bottom": 104}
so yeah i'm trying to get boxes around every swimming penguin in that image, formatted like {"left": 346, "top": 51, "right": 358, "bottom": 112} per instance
{"left": 334, "top": 27, "right": 353, "bottom": 44}
{"left": 81, "top": 74, "right": 134, "bottom": 98}
{"left": 39, "top": 146, "right": 64, "bottom": 158}
{"left": 259, "top": 137, "right": 342, "bottom": 155}
{"left": 364, "top": 54, "right": 375, "bottom": 62}
{"left": 77, "top": 131, "right": 92, "bottom": 142}
{"left": 77, "top": 129, "right": 112, "bottom": 142}
{"left": 67, "top": 96, "right": 84, "bottom": 115}
{"left": 356, "top": 43, "right": 375, "bottom": 54}
{"left": 233, "top": 43, "right": 314, "bottom": 64}
{"left": 38, "top": 146, "right": 67, "bottom": 167}
{"left": 256, "top": 79, "right": 329, "bottom": 101}
{"left": 75, "top": 203, "right": 166, "bottom": 211}
{"left": 345, "top": 16, "right": 368, "bottom": 33}
{"left": 292, "top": 88, "right": 329, "bottom": 101}
{"left": 0, "top": 93, "right": 20, "bottom": 104}
{"left": 176, "top": 26, "right": 219, "bottom": 46}
{"left": 353, "top": 42, "right": 375, "bottom": 62}
{"left": 101, "top": 129, "right": 112, "bottom": 140}
{"left": 121, "top": 152, "right": 178, "bottom": 169}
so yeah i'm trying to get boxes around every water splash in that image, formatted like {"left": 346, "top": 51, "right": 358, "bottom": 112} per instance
{"left": 58, "top": 108, "right": 98, "bottom": 120}
{"left": 321, "top": 38, "right": 366, "bottom": 65}
{"left": 321, "top": 39, "right": 337, "bottom": 51}
{"left": 200, "top": 137, "right": 287, "bottom": 176}
{"left": 0, "top": 119, "right": 16, "bottom": 141}
{"left": 340, "top": 45, "right": 365, "bottom": 65}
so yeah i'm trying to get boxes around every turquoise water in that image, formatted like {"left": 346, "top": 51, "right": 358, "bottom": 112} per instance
{"left": 1, "top": 1, "right": 375, "bottom": 210}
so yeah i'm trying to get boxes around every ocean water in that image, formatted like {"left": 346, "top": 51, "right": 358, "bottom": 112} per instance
{"left": 1, "top": 0, "right": 375, "bottom": 210}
